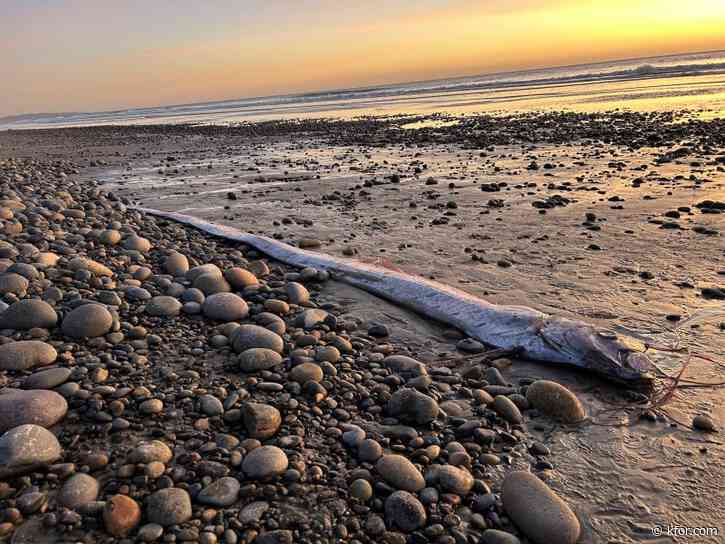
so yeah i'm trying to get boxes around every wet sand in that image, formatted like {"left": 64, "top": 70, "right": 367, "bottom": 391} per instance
{"left": 1, "top": 111, "right": 724, "bottom": 542}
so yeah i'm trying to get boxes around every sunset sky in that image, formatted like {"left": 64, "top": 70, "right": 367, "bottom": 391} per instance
{"left": 2, "top": 0, "right": 725, "bottom": 116}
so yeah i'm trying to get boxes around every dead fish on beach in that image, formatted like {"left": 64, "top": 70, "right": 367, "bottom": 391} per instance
{"left": 135, "top": 207, "right": 656, "bottom": 387}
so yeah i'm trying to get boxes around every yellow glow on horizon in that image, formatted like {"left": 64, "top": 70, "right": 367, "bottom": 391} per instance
{"left": 3, "top": 0, "right": 725, "bottom": 114}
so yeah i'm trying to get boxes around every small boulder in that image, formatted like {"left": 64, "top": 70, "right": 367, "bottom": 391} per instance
{"left": 525, "top": 381, "right": 586, "bottom": 423}
{"left": 0, "top": 340, "right": 57, "bottom": 371}
{"left": 61, "top": 304, "right": 113, "bottom": 339}
{"left": 0, "top": 299, "right": 58, "bottom": 330}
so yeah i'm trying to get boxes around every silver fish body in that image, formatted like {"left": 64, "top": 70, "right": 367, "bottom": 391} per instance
{"left": 135, "top": 207, "right": 655, "bottom": 386}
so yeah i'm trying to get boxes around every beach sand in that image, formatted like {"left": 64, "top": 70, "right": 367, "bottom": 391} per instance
{"left": 1, "top": 111, "right": 723, "bottom": 542}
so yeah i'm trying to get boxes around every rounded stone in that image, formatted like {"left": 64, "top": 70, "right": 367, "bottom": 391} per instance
{"left": 99, "top": 229, "right": 122, "bottom": 246}
{"left": 289, "top": 362, "right": 323, "bottom": 384}
{"left": 242, "top": 402, "right": 281, "bottom": 439}
{"left": 123, "top": 235, "right": 152, "bottom": 253}
{"left": 0, "top": 299, "right": 58, "bottom": 330}
{"left": 387, "top": 388, "right": 439, "bottom": 425}
{"left": 57, "top": 473, "right": 99, "bottom": 509}
{"left": 197, "top": 477, "right": 241, "bottom": 507}
{"left": 385, "top": 490, "right": 426, "bottom": 532}
{"left": 0, "top": 424, "right": 62, "bottom": 479}
{"left": 146, "top": 296, "right": 182, "bottom": 317}
{"left": 128, "top": 440, "right": 173, "bottom": 464}
{"left": 242, "top": 446, "right": 288, "bottom": 480}
{"left": 199, "top": 394, "right": 224, "bottom": 417}
{"left": 164, "top": 252, "right": 189, "bottom": 276}
{"left": 349, "top": 479, "right": 373, "bottom": 501}
{"left": 202, "top": 293, "right": 249, "bottom": 322}
{"left": 104, "top": 495, "right": 141, "bottom": 537}
{"left": 492, "top": 395, "right": 523, "bottom": 424}
{"left": 238, "top": 348, "right": 283, "bottom": 372}
{"left": 375, "top": 455, "right": 425, "bottom": 492}
{"left": 481, "top": 530, "right": 522, "bottom": 544}
{"left": 231, "top": 324, "right": 284, "bottom": 354}
{"left": 0, "top": 272, "right": 28, "bottom": 296}
{"left": 0, "top": 340, "right": 57, "bottom": 371}
{"left": 0, "top": 389, "right": 68, "bottom": 432}
{"left": 224, "top": 267, "right": 259, "bottom": 289}
{"left": 23, "top": 367, "right": 72, "bottom": 389}
{"left": 383, "top": 355, "right": 428, "bottom": 378}
{"left": 525, "top": 381, "right": 586, "bottom": 423}
{"left": 145, "top": 488, "right": 192, "bottom": 526}
{"left": 427, "top": 464, "right": 474, "bottom": 496}
{"left": 61, "top": 304, "right": 113, "bottom": 339}
{"left": 285, "top": 282, "right": 309, "bottom": 305}
{"left": 186, "top": 263, "right": 222, "bottom": 283}
{"left": 358, "top": 439, "right": 383, "bottom": 462}
{"left": 194, "top": 272, "right": 231, "bottom": 295}
{"left": 502, "top": 471, "right": 580, "bottom": 544}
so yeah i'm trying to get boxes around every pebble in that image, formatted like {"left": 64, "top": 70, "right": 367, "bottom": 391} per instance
{"left": 693, "top": 414, "right": 717, "bottom": 432}
{"left": 0, "top": 424, "right": 62, "bottom": 478}
{"left": 387, "top": 388, "right": 439, "bottom": 424}
{"left": 242, "top": 445, "right": 289, "bottom": 480}
{"left": 492, "top": 395, "right": 524, "bottom": 424}
{"left": 61, "top": 303, "right": 113, "bottom": 338}
{"left": 289, "top": 362, "right": 324, "bottom": 383}
{"left": 238, "top": 500, "right": 270, "bottom": 525}
{"left": 103, "top": 494, "right": 142, "bottom": 537}
{"left": 286, "top": 282, "right": 310, "bottom": 304}
{"left": 385, "top": 490, "right": 427, "bottom": 532}
{"left": 57, "top": 473, "right": 100, "bottom": 509}
{"left": 0, "top": 340, "right": 57, "bottom": 370}
{"left": 23, "top": 367, "right": 72, "bottom": 389}
{"left": 375, "top": 455, "right": 425, "bottom": 491}
{"left": 502, "top": 471, "right": 580, "bottom": 544}
{"left": 146, "top": 296, "right": 182, "bottom": 317}
{"left": 197, "top": 476, "right": 241, "bottom": 507}
{"left": 242, "top": 402, "right": 281, "bottom": 439}
{"left": 0, "top": 299, "right": 58, "bottom": 330}
{"left": 383, "top": 355, "right": 428, "bottom": 378}
{"left": 164, "top": 251, "right": 189, "bottom": 276}
{"left": 231, "top": 324, "right": 285, "bottom": 353}
{"left": 202, "top": 292, "right": 249, "bottom": 321}
{"left": 128, "top": 440, "right": 173, "bottom": 464}
{"left": 481, "top": 529, "right": 522, "bottom": 544}
{"left": 0, "top": 389, "right": 68, "bottom": 432}
{"left": 525, "top": 381, "right": 586, "bottom": 423}
{"left": 146, "top": 487, "right": 192, "bottom": 526}
{"left": 349, "top": 478, "right": 373, "bottom": 501}
{"left": 238, "top": 348, "right": 283, "bottom": 372}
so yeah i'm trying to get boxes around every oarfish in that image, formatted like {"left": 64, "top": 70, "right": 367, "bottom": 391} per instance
{"left": 134, "top": 207, "right": 656, "bottom": 387}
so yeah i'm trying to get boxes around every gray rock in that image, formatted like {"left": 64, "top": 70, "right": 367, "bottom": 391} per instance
{"left": 23, "top": 367, "right": 72, "bottom": 389}
{"left": 199, "top": 394, "right": 224, "bottom": 417}
{"left": 0, "top": 389, "right": 68, "bottom": 432}
{"left": 238, "top": 348, "right": 283, "bottom": 372}
{"left": 296, "top": 309, "right": 328, "bottom": 329}
{"left": 224, "top": 267, "right": 259, "bottom": 289}
{"left": 146, "top": 296, "right": 182, "bottom": 317}
{"left": 502, "top": 471, "right": 580, "bottom": 544}
{"left": 426, "top": 464, "right": 474, "bottom": 496}
{"left": 357, "top": 439, "right": 383, "bottom": 462}
{"left": 481, "top": 530, "right": 522, "bottom": 544}
{"left": 164, "top": 252, "right": 189, "bottom": 276}
{"left": 238, "top": 501, "right": 270, "bottom": 525}
{"left": 197, "top": 477, "right": 240, "bottom": 507}
{"left": 0, "top": 340, "right": 57, "bottom": 371}
{"left": 285, "top": 282, "right": 309, "bottom": 305}
{"left": 123, "top": 235, "right": 152, "bottom": 253}
{"left": 375, "top": 455, "right": 425, "bottom": 492}
{"left": 387, "top": 388, "right": 439, "bottom": 424}
{"left": 383, "top": 355, "right": 427, "bottom": 378}
{"left": 61, "top": 304, "right": 113, "bottom": 339}
{"left": 492, "top": 395, "right": 523, "bottom": 424}
{"left": 0, "top": 272, "right": 28, "bottom": 296}
{"left": 145, "top": 488, "right": 192, "bottom": 526}
{"left": 242, "top": 402, "right": 281, "bottom": 439}
{"left": 0, "top": 424, "right": 62, "bottom": 478}
{"left": 57, "top": 473, "right": 100, "bottom": 509}
{"left": 289, "top": 362, "right": 323, "bottom": 384}
{"left": 526, "top": 381, "right": 586, "bottom": 423}
{"left": 385, "top": 490, "right": 426, "bottom": 532}
{"left": 0, "top": 299, "right": 58, "bottom": 330}
{"left": 242, "top": 446, "right": 288, "bottom": 480}
{"left": 202, "top": 292, "right": 249, "bottom": 321}
{"left": 128, "top": 440, "right": 173, "bottom": 464}
{"left": 231, "top": 324, "right": 284, "bottom": 354}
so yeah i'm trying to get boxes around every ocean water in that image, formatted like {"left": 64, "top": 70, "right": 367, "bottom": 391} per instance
{"left": 3, "top": 50, "right": 725, "bottom": 130}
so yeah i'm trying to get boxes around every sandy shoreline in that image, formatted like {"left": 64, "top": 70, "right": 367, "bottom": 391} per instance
{"left": 0, "top": 112, "right": 724, "bottom": 542}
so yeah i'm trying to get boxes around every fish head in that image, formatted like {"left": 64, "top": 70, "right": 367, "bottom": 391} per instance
{"left": 542, "top": 318, "right": 656, "bottom": 388}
